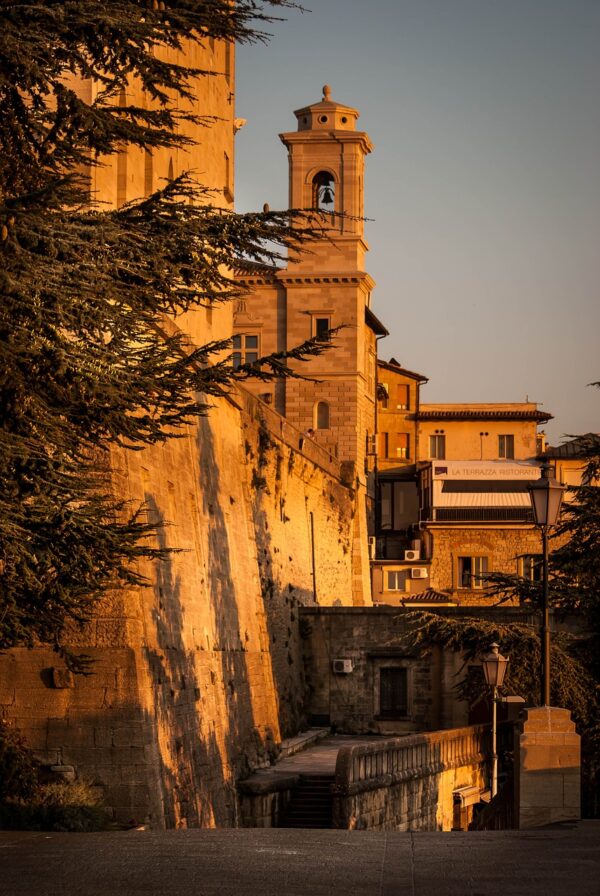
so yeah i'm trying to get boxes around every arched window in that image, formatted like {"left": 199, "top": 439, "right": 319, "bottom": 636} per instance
{"left": 311, "top": 171, "right": 335, "bottom": 210}
{"left": 315, "top": 401, "right": 330, "bottom": 430}
{"left": 144, "top": 149, "right": 153, "bottom": 197}
{"left": 116, "top": 89, "right": 128, "bottom": 207}
{"left": 167, "top": 157, "right": 174, "bottom": 182}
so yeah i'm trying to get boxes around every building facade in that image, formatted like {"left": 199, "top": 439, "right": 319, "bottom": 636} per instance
{"left": 372, "top": 395, "right": 553, "bottom": 606}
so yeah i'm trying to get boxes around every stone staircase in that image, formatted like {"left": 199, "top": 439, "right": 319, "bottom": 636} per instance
{"left": 281, "top": 774, "right": 334, "bottom": 829}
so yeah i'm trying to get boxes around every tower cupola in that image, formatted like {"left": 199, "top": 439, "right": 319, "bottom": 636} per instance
{"left": 294, "top": 85, "right": 360, "bottom": 132}
{"left": 280, "top": 86, "right": 373, "bottom": 268}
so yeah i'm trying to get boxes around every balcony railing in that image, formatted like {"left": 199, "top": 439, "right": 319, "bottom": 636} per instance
{"left": 426, "top": 507, "right": 534, "bottom": 523}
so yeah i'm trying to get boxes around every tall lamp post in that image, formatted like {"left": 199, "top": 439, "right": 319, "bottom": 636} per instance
{"left": 528, "top": 463, "right": 566, "bottom": 707}
{"left": 482, "top": 643, "right": 509, "bottom": 798}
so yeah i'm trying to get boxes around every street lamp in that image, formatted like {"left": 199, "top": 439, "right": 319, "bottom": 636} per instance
{"left": 528, "top": 463, "right": 566, "bottom": 707}
{"left": 482, "top": 643, "right": 509, "bottom": 798}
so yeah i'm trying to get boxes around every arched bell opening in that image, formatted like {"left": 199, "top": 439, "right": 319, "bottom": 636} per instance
{"left": 311, "top": 171, "right": 335, "bottom": 211}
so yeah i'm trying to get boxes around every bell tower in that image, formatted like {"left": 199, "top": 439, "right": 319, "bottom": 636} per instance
{"left": 234, "top": 87, "right": 384, "bottom": 604}
{"left": 280, "top": 85, "right": 372, "bottom": 272}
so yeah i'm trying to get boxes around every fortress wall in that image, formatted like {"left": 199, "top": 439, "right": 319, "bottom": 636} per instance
{"left": 0, "top": 389, "right": 361, "bottom": 828}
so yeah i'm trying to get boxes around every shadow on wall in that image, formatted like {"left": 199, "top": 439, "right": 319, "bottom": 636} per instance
{"left": 247, "top": 422, "right": 315, "bottom": 738}
{"left": 139, "top": 416, "right": 277, "bottom": 828}
{"left": 142, "top": 493, "right": 231, "bottom": 827}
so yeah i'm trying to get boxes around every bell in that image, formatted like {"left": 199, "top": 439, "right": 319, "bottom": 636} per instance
{"left": 320, "top": 186, "right": 334, "bottom": 206}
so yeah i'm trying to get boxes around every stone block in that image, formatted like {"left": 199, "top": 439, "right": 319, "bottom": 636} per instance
{"left": 520, "top": 774, "right": 566, "bottom": 808}
{"left": 563, "top": 776, "right": 581, "bottom": 809}
{"left": 521, "top": 743, "right": 580, "bottom": 771}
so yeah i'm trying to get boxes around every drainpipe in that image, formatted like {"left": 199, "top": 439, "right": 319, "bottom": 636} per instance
{"left": 374, "top": 335, "right": 386, "bottom": 531}
{"left": 309, "top": 511, "right": 317, "bottom": 602}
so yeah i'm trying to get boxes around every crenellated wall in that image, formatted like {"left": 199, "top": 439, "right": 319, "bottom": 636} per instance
{"left": 0, "top": 387, "right": 368, "bottom": 828}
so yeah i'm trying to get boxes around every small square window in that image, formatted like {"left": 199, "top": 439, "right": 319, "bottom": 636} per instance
{"left": 520, "top": 554, "right": 543, "bottom": 582}
{"left": 313, "top": 317, "right": 331, "bottom": 338}
{"left": 458, "top": 556, "right": 489, "bottom": 589}
{"left": 232, "top": 333, "right": 260, "bottom": 369}
{"left": 386, "top": 570, "right": 405, "bottom": 591}
{"left": 429, "top": 434, "right": 446, "bottom": 460}
{"left": 498, "top": 434, "right": 515, "bottom": 459}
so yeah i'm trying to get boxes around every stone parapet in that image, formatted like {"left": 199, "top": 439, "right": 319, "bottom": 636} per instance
{"left": 333, "top": 726, "right": 489, "bottom": 830}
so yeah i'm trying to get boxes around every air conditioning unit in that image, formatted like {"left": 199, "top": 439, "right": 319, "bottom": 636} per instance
{"left": 368, "top": 536, "right": 377, "bottom": 560}
{"left": 411, "top": 567, "right": 429, "bottom": 579}
{"left": 332, "top": 659, "right": 354, "bottom": 675}
{"left": 404, "top": 549, "right": 420, "bottom": 562}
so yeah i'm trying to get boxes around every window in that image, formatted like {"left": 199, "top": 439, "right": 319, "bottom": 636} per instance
{"left": 379, "top": 667, "right": 408, "bottom": 718}
{"left": 311, "top": 171, "right": 335, "bottom": 210}
{"left": 520, "top": 554, "right": 543, "bottom": 582}
{"left": 391, "top": 433, "right": 410, "bottom": 460}
{"left": 224, "top": 152, "right": 233, "bottom": 202}
{"left": 458, "top": 556, "right": 489, "bottom": 589}
{"left": 367, "top": 349, "right": 376, "bottom": 395}
{"left": 498, "top": 434, "right": 515, "bottom": 459}
{"left": 396, "top": 384, "right": 410, "bottom": 410}
{"left": 224, "top": 41, "right": 232, "bottom": 85}
{"left": 315, "top": 401, "right": 330, "bottom": 430}
{"left": 429, "top": 434, "right": 446, "bottom": 459}
{"left": 232, "top": 334, "right": 259, "bottom": 369}
{"left": 313, "top": 317, "right": 330, "bottom": 338}
{"left": 144, "top": 149, "right": 153, "bottom": 197}
{"left": 386, "top": 570, "right": 406, "bottom": 591}
{"left": 378, "top": 432, "right": 389, "bottom": 459}
{"left": 378, "top": 382, "right": 389, "bottom": 409}
{"left": 379, "top": 481, "right": 419, "bottom": 530}
{"left": 116, "top": 89, "right": 128, "bottom": 207}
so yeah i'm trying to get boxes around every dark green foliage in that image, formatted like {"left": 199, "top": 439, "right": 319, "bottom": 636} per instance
{"left": 402, "top": 611, "right": 591, "bottom": 726}
{"left": 0, "top": 720, "right": 38, "bottom": 802}
{"left": 0, "top": 778, "right": 109, "bottom": 832}
{"left": 0, "top": 1, "right": 301, "bottom": 194}
{"left": 0, "top": 2, "right": 331, "bottom": 664}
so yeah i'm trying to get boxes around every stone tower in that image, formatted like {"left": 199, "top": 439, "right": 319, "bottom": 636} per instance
{"left": 282, "top": 84, "right": 371, "bottom": 272}
{"left": 235, "top": 86, "right": 386, "bottom": 484}
{"left": 278, "top": 85, "right": 386, "bottom": 484}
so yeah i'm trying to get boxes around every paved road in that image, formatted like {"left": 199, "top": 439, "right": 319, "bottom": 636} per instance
{"left": 1, "top": 823, "right": 599, "bottom": 895}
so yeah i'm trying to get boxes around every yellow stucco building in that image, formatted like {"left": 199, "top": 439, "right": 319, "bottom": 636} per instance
{"left": 372, "top": 363, "right": 554, "bottom": 606}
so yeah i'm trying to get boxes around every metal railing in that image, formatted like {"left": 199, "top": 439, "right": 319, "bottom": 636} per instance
{"left": 430, "top": 508, "right": 534, "bottom": 523}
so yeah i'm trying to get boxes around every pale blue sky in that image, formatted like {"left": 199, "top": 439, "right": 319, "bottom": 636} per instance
{"left": 234, "top": 1, "right": 600, "bottom": 443}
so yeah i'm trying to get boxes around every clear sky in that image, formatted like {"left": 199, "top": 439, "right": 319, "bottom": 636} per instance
{"left": 234, "top": 0, "right": 600, "bottom": 444}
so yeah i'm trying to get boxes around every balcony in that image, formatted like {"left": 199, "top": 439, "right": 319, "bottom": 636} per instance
{"left": 425, "top": 507, "right": 534, "bottom": 524}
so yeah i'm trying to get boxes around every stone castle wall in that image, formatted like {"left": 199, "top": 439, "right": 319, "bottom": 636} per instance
{"left": 0, "top": 388, "right": 365, "bottom": 828}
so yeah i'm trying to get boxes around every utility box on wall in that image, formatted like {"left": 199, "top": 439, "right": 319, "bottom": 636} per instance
{"left": 332, "top": 659, "right": 354, "bottom": 674}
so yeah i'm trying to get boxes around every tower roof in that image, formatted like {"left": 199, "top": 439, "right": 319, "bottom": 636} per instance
{"left": 293, "top": 85, "right": 360, "bottom": 132}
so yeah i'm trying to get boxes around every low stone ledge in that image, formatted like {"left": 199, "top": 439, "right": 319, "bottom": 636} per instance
{"left": 238, "top": 772, "right": 300, "bottom": 795}
{"left": 279, "top": 728, "right": 330, "bottom": 760}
